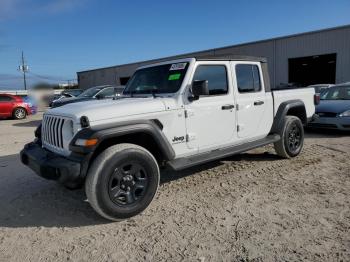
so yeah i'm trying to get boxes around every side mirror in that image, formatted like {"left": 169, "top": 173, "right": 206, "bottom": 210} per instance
{"left": 190, "top": 80, "right": 209, "bottom": 101}
{"left": 95, "top": 94, "right": 103, "bottom": 99}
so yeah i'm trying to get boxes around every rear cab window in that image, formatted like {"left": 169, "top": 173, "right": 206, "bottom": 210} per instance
{"left": 236, "top": 64, "right": 262, "bottom": 93}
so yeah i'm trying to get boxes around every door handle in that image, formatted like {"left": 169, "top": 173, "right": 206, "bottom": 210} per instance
{"left": 254, "top": 101, "right": 264, "bottom": 106}
{"left": 221, "top": 104, "right": 235, "bottom": 110}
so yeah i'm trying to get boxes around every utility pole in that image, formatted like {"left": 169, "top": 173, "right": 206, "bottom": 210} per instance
{"left": 18, "top": 51, "right": 29, "bottom": 90}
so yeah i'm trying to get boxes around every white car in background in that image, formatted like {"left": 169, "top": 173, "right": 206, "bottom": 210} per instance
{"left": 51, "top": 85, "right": 125, "bottom": 108}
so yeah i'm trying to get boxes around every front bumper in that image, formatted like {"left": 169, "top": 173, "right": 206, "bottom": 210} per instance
{"left": 20, "top": 142, "right": 84, "bottom": 185}
{"left": 29, "top": 106, "right": 38, "bottom": 114}
{"left": 308, "top": 116, "right": 350, "bottom": 130}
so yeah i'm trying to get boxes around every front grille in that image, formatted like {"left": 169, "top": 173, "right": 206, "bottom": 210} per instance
{"left": 317, "top": 112, "right": 337, "bottom": 118}
{"left": 309, "top": 123, "right": 338, "bottom": 129}
{"left": 42, "top": 115, "right": 66, "bottom": 149}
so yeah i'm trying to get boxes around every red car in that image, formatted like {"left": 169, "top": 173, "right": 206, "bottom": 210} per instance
{"left": 0, "top": 94, "right": 32, "bottom": 119}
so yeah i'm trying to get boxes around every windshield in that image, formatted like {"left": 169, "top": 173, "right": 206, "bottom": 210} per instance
{"left": 313, "top": 86, "right": 329, "bottom": 94}
{"left": 123, "top": 63, "right": 189, "bottom": 95}
{"left": 78, "top": 86, "right": 105, "bottom": 97}
{"left": 321, "top": 86, "right": 350, "bottom": 100}
{"left": 65, "top": 89, "right": 83, "bottom": 97}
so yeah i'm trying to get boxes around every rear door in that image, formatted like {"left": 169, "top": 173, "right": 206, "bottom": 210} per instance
{"left": 232, "top": 62, "right": 273, "bottom": 140}
{"left": 0, "top": 95, "right": 15, "bottom": 116}
{"left": 184, "top": 62, "right": 236, "bottom": 151}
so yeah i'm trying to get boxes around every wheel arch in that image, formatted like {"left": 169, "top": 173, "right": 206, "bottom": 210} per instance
{"left": 13, "top": 106, "right": 28, "bottom": 113}
{"left": 70, "top": 120, "right": 175, "bottom": 166}
{"left": 270, "top": 100, "right": 307, "bottom": 134}
{"left": 12, "top": 106, "right": 28, "bottom": 117}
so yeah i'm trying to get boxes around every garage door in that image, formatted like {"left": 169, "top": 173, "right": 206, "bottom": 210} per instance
{"left": 288, "top": 53, "right": 336, "bottom": 86}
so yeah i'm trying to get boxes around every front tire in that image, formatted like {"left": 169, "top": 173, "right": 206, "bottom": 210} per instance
{"left": 64, "top": 181, "right": 83, "bottom": 190}
{"left": 85, "top": 143, "right": 160, "bottom": 221}
{"left": 274, "top": 116, "right": 304, "bottom": 158}
{"left": 13, "top": 107, "right": 27, "bottom": 119}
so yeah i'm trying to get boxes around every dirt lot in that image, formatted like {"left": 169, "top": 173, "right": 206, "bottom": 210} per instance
{"left": 0, "top": 112, "right": 349, "bottom": 261}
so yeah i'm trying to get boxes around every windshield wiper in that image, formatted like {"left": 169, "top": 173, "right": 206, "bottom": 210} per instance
{"left": 123, "top": 88, "right": 160, "bottom": 98}
{"left": 151, "top": 87, "right": 160, "bottom": 98}
{"left": 121, "top": 90, "right": 136, "bottom": 97}
{"left": 123, "top": 91, "right": 148, "bottom": 98}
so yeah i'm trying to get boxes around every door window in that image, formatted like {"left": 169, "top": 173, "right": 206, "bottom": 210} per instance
{"left": 192, "top": 65, "right": 228, "bottom": 95}
{"left": 236, "top": 64, "right": 261, "bottom": 93}
{"left": 97, "top": 87, "right": 115, "bottom": 98}
{"left": 0, "top": 95, "right": 13, "bottom": 102}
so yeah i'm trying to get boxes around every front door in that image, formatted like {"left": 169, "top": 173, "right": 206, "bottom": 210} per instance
{"left": 184, "top": 62, "right": 236, "bottom": 151}
{"left": 0, "top": 95, "right": 14, "bottom": 116}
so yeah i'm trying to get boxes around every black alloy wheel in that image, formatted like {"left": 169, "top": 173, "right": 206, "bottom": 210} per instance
{"left": 274, "top": 116, "right": 304, "bottom": 158}
{"left": 108, "top": 162, "right": 149, "bottom": 206}
{"left": 287, "top": 122, "right": 302, "bottom": 154}
{"left": 85, "top": 143, "right": 160, "bottom": 221}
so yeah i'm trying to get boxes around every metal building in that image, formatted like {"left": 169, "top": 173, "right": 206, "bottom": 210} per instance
{"left": 77, "top": 25, "right": 350, "bottom": 89}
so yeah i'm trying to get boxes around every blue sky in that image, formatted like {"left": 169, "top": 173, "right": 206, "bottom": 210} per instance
{"left": 0, "top": 0, "right": 350, "bottom": 89}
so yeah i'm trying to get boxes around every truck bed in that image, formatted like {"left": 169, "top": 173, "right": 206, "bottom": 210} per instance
{"left": 272, "top": 87, "right": 315, "bottom": 119}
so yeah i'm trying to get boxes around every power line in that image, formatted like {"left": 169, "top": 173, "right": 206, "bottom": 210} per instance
{"left": 27, "top": 72, "right": 76, "bottom": 82}
{"left": 14, "top": 52, "right": 77, "bottom": 87}
{"left": 18, "top": 51, "right": 29, "bottom": 90}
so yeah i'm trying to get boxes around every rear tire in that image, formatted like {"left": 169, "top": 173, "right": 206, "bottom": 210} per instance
{"left": 274, "top": 116, "right": 304, "bottom": 158}
{"left": 85, "top": 143, "right": 160, "bottom": 221}
{"left": 13, "top": 107, "right": 27, "bottom": 120}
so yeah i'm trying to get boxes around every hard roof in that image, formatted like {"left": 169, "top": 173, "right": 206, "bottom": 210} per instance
{"left": 195, "top": 55, "right": 266, "bottom": 62}
{"left": 137, "top": 55, "right": 266, "bottom": 70}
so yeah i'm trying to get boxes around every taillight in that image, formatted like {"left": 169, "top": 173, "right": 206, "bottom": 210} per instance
{"left": 314, "top": 94, "right": 320, "bottom": 105}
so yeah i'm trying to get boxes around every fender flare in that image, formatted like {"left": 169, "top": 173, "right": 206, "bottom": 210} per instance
{"left": 270, "top": 99, "right": 306, "bottom": 134}
{"left": 13, "top": 106, "right": 29, "bottom": 116}
{"left": 69, "top": 119, "right": 175, "bottom": 161}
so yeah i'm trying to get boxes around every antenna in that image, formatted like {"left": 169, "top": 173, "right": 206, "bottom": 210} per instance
{"left": 18, "top": 51, "right": 29, "bottom": 90}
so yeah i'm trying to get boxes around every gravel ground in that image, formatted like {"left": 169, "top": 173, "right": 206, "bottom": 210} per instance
{"left": 0, "top": 112, "right": 349, "bottom": 261}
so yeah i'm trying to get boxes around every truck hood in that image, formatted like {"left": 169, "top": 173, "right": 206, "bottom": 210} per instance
{"left": 316, "top": 100, "right": 350, "bottom": 114}
{"left": 47, "top": 97, "right": 169, "bottom": 123}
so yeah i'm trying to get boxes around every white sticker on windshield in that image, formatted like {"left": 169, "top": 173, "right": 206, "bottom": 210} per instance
{"left": 170, "top": 63, "right": 187, "bottom": 71}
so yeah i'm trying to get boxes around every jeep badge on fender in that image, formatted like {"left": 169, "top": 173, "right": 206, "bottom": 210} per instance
{"left": 172, "top": 136, "right": 185, "bottom": 143}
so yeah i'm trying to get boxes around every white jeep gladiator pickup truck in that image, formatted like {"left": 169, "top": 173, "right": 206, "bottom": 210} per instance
{"left": 21, "top": 56, "right": 317, "bottom": 221}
